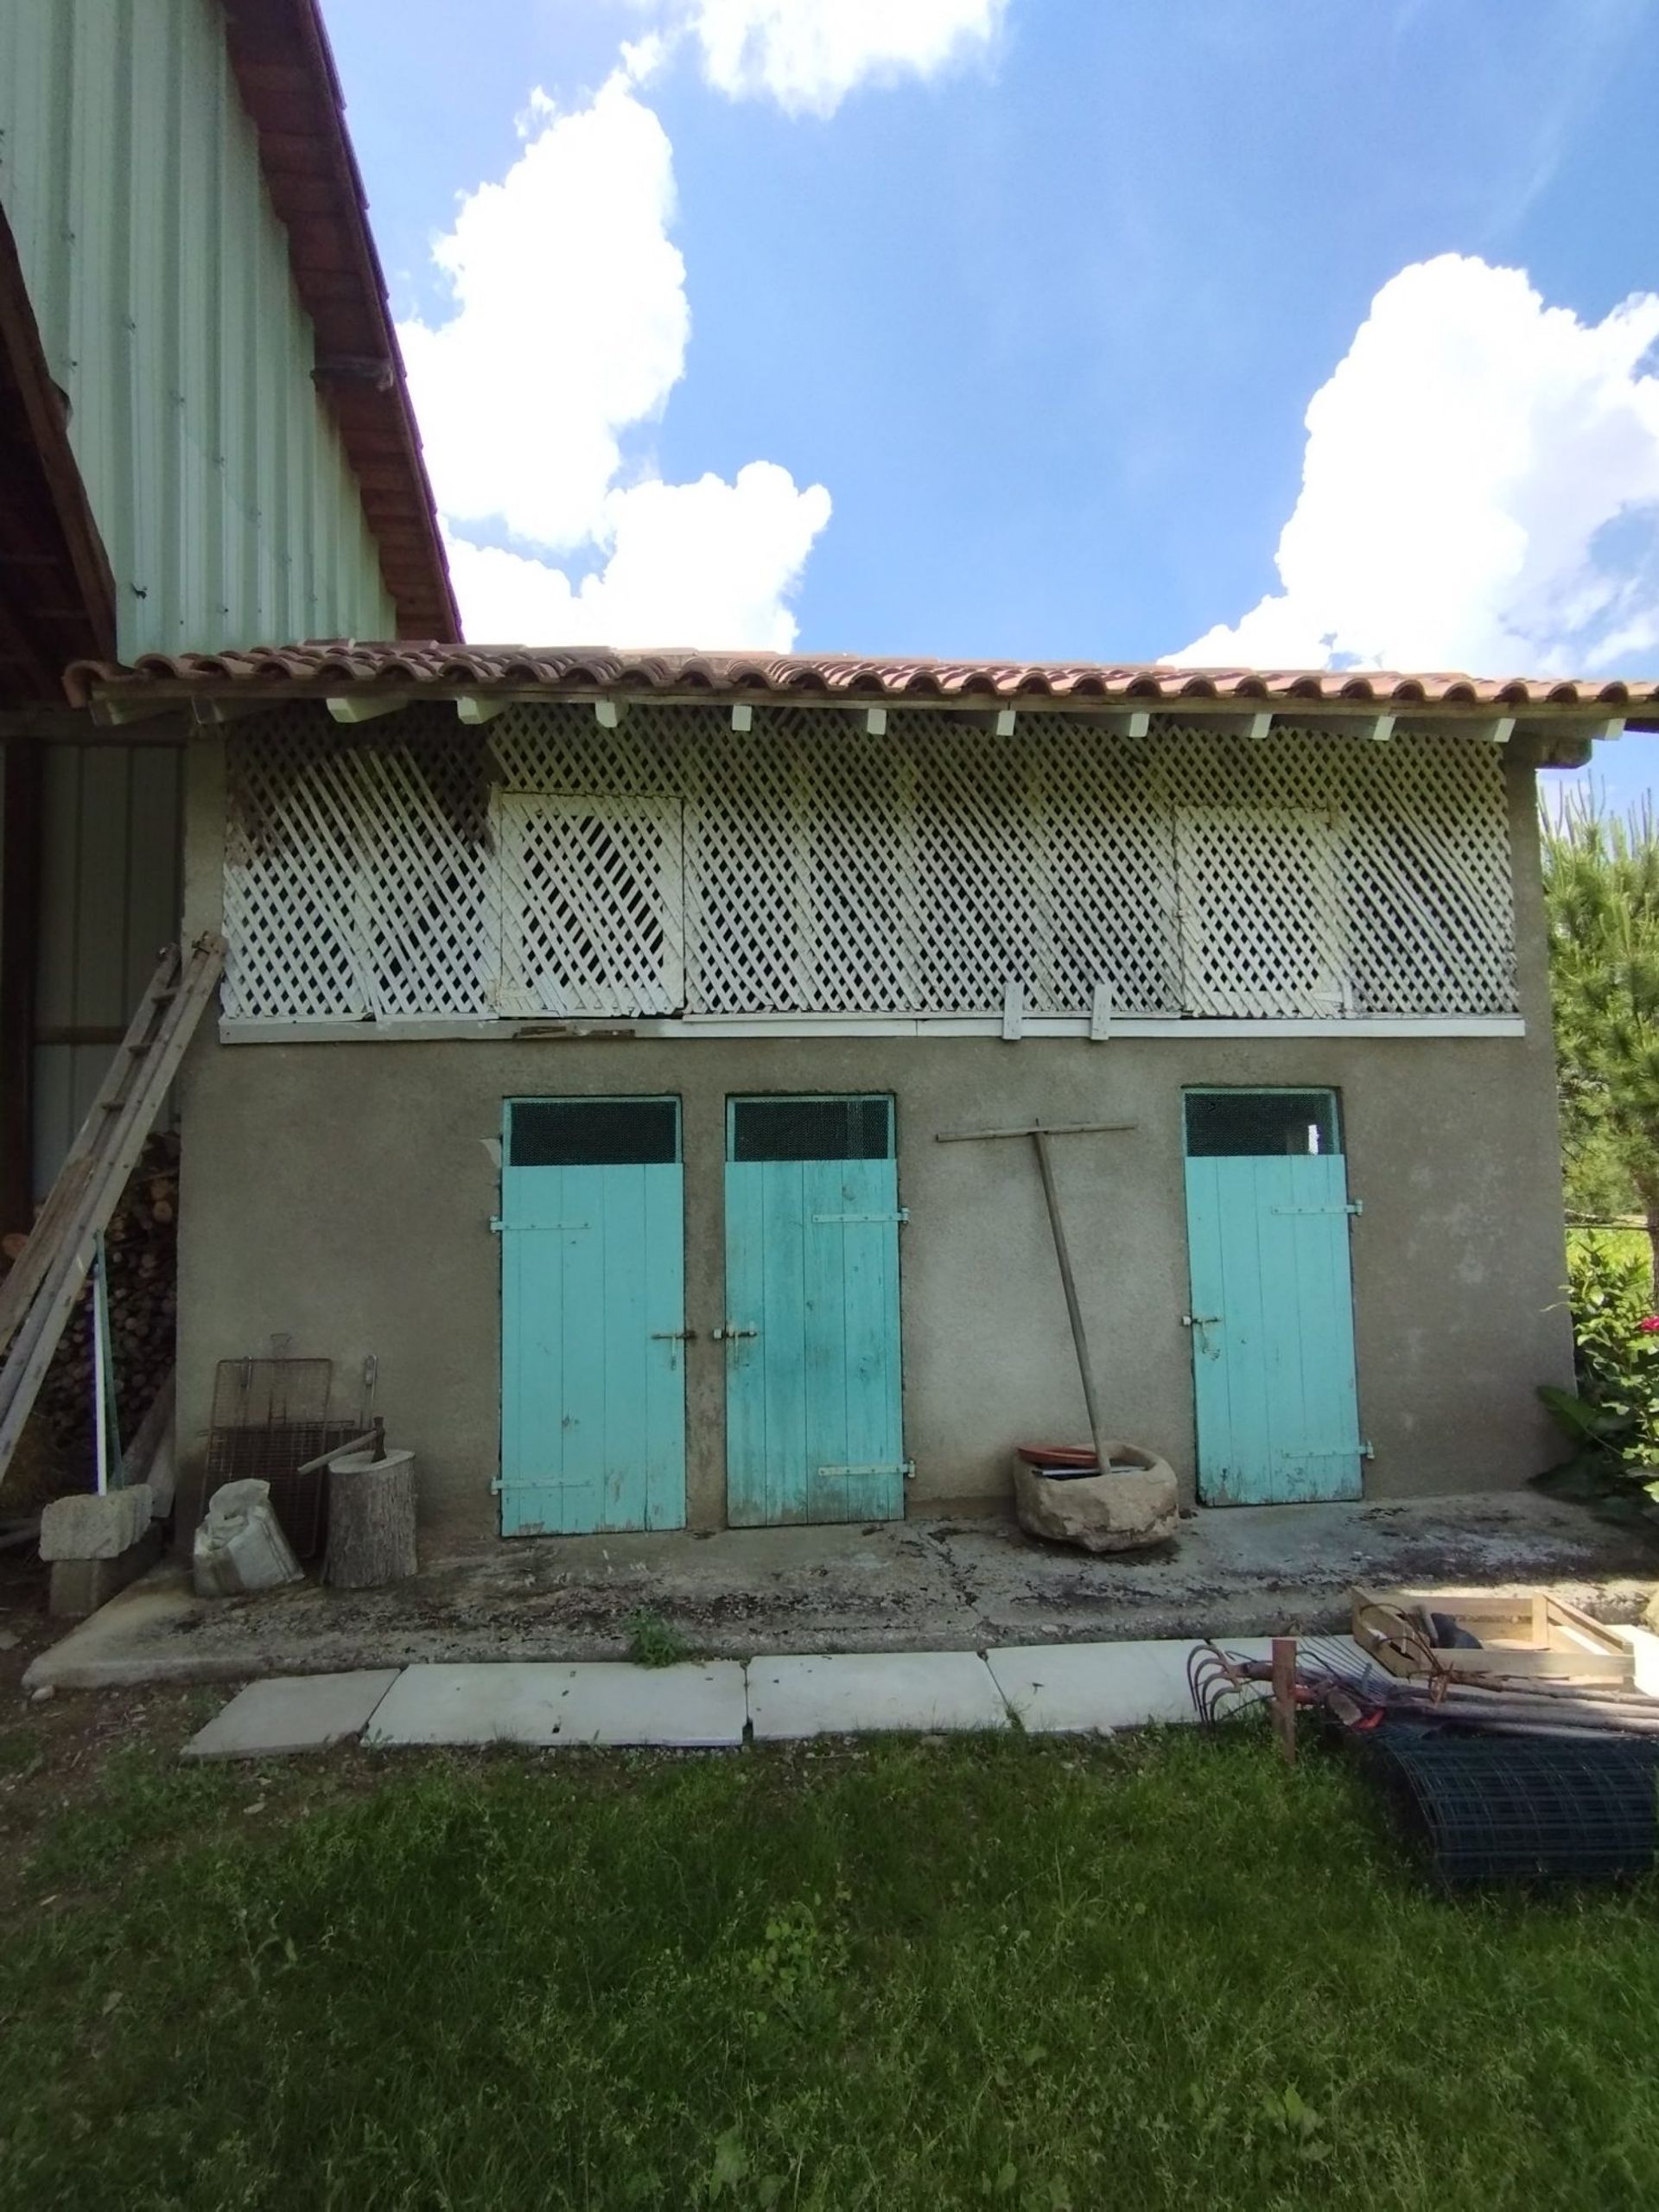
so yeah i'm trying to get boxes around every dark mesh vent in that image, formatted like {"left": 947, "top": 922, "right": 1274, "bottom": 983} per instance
{"left": 511, "top": 1098, "right": 680, "bottom": 1166}
{"left": 1184, "top": 1090, "right": 1341, "bottom": 1159}
{"left": 730, "top": 1096, "right": 893, "bottom": 1163}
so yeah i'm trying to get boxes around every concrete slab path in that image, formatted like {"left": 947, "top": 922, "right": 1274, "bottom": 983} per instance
{"left": 363, "top": 1660, "right": 748, "bottom": 1750}
{"left": 181, "top": 1669, "right": 400, "bottom": 1760}
{"left": 176, "top": 1630, "right": 1659, "bottom": 1761}
{"left": 176, "top": 1638, "right": 1323, "bottom": 1759}
{"left": 987, "top": 1638, "right": 1277, "bottom": 1733}
{"left": 748, "top": 1650, "right": 1010, "bottom": 1740}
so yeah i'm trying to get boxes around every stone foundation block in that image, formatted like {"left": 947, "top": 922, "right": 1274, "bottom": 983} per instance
{"left": 40, "top": 1484, "right": 154, "bottom": 1561}
{"left": 48, "top": 1525, "right": 165, "bottom": 1618}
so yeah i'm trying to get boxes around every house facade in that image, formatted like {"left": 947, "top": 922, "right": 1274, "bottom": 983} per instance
{"left": 64, "top": 648, "right": 1659, "bottom": 1547}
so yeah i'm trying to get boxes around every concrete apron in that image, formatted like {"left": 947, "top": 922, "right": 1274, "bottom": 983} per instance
{"left": 23, "top": 1490, "right": 1659, "bottom": 1694}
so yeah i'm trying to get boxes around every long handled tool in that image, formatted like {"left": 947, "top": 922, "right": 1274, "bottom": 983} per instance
{"left": 935, "top": 1116, "right": 1136, "bottom": 1474}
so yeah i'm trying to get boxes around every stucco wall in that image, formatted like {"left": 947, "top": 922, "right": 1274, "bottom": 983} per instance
{"left": 175, "top": 751, "right": 1573, "bottom": 1543}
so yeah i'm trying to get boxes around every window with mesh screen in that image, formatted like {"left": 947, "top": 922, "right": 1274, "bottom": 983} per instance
{"left": 728, "top": 1096, "right": 894, "bottom": 1162}
{"left": 509, "top": 1097, "right": 680, "bottom": 1166}
{"left": 1183, "top": 1090, "right": 1341, "bottom": 1159}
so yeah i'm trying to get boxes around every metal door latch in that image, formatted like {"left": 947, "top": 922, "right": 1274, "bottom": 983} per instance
{"left": 1179, "top": 1314, "right": 1222, "bottom": 1327}
{"left": 712, "top": 1324, "right": 760, "bottom": 1341}
{"left": 651, "top": 1329, "right": 696, "bottom": 1342}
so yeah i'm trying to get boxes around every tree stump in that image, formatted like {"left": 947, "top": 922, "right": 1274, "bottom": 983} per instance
{"left": 324, "top": 1448, "right": 418, "bottom": 1588}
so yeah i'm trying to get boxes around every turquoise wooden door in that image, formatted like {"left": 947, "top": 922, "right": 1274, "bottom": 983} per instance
{"left": 723, "top": 1096, "right": 905, "bottom": 1527}
{"left": 498, "top": 1097, "right": 685, "bottom": 1536}
{"left": 1183, "top": 1090, "right": 1363, "bottom": 1505}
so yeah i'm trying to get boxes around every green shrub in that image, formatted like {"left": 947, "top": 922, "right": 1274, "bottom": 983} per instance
{"left": 1536, "top": 1232, "right": 1659, "bottom": 1515}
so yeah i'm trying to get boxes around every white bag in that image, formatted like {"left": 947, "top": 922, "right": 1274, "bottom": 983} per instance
{"left": 193, "top": 1478, "right": 304, "bottom": 1598}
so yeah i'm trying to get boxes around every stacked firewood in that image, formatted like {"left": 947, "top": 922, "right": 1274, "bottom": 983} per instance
{"left": 5, "top": 1131, "right": 181, "bottom": 1485}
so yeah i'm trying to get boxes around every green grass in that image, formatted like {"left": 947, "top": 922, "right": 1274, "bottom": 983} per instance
{"left": 5, "top": 1729, "right": 1659, "bottom": 2210}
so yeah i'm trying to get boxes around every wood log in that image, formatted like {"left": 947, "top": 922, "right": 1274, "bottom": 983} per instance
{"left": 325, "top": 1448, "right": 418, "bottom": 1589}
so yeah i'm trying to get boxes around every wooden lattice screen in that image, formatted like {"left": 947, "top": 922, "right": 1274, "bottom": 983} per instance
{"left": 220, "top": 702, "right": 1517, "bottom": 1023}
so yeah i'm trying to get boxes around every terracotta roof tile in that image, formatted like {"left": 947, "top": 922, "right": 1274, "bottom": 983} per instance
{"left": 61, "top": 642, "right": 1659, "bottom": 726}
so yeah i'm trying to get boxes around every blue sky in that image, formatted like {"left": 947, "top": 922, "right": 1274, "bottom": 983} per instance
{"left": 325, "top": 0, "right": 1659, "bottom": 802}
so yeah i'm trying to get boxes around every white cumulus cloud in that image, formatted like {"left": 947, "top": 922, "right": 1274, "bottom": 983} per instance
{"left": 680, "top": 0, "right": 1009, "bottom": 117}
{"left": 447, "top": 464, "right": 832, "bottom": 646}
{"left": 400, "top": 62, "right": 830, "bottom": 645}
{"left": 1170, "top": 255, "right": 1659, "bottom": 677}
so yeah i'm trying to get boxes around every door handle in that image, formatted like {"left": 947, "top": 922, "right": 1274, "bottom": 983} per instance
{"left": 1180, "top": 1314, "right": 1222, "bottom": 1327}
{"left": 651, "top": 1329, "right": 696, "bottom": 1342}
{"left": 712, "top": 1325, "right": 760, "bottom": 1341}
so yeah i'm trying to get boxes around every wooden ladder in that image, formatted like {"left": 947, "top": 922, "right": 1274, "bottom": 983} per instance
{"left": 0, "top": 934, "right": 226, "bottom": 1493}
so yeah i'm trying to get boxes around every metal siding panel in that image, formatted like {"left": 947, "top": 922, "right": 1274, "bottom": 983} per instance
{"left": 35, "top": 749, "right": 84, "bottom": 1031}
{"left": 73, "top": 748, "right": 132, "bottom": 1028}
{"left": 176, "top": 3, "right": 217, "bottom": 646}
{"left": 29, "top": 1046, "right": 73, "bottom": 1206}
{"left": 0, "top": 0, "right": 396, "bottom": 658}
{"left": 124, "top": 749, "right": 181, "bottom": 1002}
{"left": 67, "top": 0, "right": 118, "bottom": 512}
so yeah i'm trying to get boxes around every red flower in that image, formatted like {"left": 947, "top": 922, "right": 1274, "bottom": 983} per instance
{"left": 1640, "top": 1317, "right": 1659, "bottom": 1335}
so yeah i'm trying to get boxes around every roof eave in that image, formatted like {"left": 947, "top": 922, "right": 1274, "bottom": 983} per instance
{"left": 219, "top": 0, "right": 460, "bottom": 643}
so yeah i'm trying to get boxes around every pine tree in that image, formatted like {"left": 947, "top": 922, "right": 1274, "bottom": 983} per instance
{"left": 1541, "top": 794, "right": 1659, "bottom": 1287}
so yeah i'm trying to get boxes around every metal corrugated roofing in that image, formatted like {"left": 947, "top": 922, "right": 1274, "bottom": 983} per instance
{"left": 219, "top": 0, "right": 459, "bottom": 642}
{"left": 61, "top": 643, "right": 1659, "bottom": 727}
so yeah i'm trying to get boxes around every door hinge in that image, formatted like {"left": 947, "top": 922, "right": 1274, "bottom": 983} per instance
{"left": 490, "top": 1218, "right": 589, "bottom": 1234}
{"left": 811, "top": 1209, "right": 909, "bottom": 1224}
{"left": 1270, "top": 1201, "right": 1363, "bottom": 1216}
{"left": 651, "top": 1329, "right": 696, "bottom": 1342}
{"left": 817, "top": 1461, "right": 914, "bottom": 1478}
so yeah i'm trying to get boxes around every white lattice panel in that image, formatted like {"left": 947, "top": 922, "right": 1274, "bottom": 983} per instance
{"left": 495, "top": 793, "right": 683, "bottom": 1015}
{"left": 220, "top": 704, "right": 1516, "bottom": 1022}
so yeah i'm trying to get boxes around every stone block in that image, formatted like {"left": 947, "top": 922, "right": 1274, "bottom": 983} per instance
{"left": 40, "top": 1484, "right": 153, "bottom": 1562}
{"left": 48, "top": 1525, "right": 165, "bottom": 1618}
{"left": 1012, "top": 1446, "right": 1179, "bottom": 1554}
